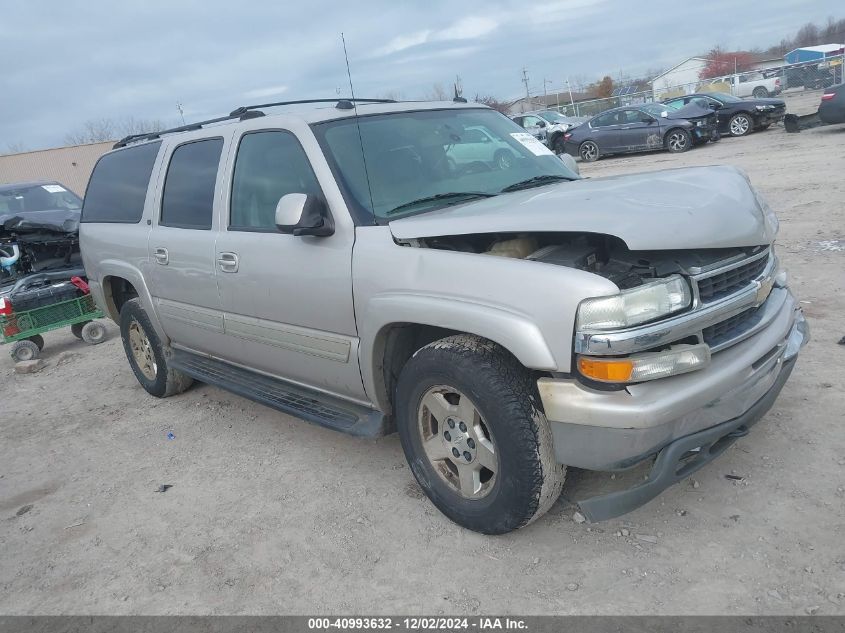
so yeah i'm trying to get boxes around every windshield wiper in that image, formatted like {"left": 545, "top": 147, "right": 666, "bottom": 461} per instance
{"left": 386, "top": 192, "right": 498, "bottom": 216}
{"left": 500, "top": 174, "right": 573, "bottom": 193}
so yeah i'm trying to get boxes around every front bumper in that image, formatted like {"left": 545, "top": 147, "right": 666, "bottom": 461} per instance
{"left": 538, "top": 297, "right": 808, "bottom": 521}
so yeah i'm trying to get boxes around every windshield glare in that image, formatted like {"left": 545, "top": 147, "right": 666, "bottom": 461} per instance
{"left": 0, "top": 184, "right": 81, "bottom": 214}
{"left": 314, "top": 108, "right": 578, "bottom": 222}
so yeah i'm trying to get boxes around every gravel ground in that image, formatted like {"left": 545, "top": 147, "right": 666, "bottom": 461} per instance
{"left": 1, "top": 120, "right": 843, "bottom": 616}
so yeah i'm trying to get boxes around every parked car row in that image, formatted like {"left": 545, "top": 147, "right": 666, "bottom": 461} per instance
{"left": 509, "top": 91, "right": 788, "bottom": 163}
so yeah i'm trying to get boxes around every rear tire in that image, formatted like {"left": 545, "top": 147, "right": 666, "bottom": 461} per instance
{"left": 552, "top": 135, "right": 567, "bottom": 155}
{"left": 28, "top": 334, "right": 44, "bottom": 350}
{"left": 752, "top": 87, "right": 769, "bottom": 98}
{"left": 119, "top": 298, "right": 193, "bottom": 398}
{"left": 71, "top": 322, "right": 86, "bottom": 339}
{"left": 579, "top": 140, "right": 599, "bottom": 162}
{"left": 395, "top": 334, "right": 565, "bottom": 534}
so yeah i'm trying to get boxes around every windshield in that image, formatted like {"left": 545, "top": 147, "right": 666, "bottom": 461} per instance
{"left": 0, "top": 183, "right": 82, "bottom": 214}
{"left": 640, "top": 104, "right": 668, "bottom": 117}
{"left": 313, "top": 108, "right": 578, "bottom": 223}
{"left": 537, "top": 111, "right": 567, "bottom": 123}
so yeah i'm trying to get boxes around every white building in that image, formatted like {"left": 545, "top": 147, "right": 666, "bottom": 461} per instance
{"left": 651, "top": 56, "right": 710, "bottom": 99}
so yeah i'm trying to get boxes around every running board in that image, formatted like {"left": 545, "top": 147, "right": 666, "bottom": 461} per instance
{"left": 170, "top": 349, "right": 388, "bottom": 437}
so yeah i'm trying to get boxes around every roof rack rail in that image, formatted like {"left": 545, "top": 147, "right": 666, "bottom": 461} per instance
{"left": 229, "top": 97, "right": 395, "bottom": 117}
{"left": 113, "top": 98, "right": 396, "bottom": 149}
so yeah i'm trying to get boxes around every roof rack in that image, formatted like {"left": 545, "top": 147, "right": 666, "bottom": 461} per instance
{"left": 113, "top": 98, "right": 396, "bottom": 149}
{"left": 229, "top": 97, "right": 394, "bottom": 117}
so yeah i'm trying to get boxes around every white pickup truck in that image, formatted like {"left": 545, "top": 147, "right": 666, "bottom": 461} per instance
{"left": 725, "top": 73, "right": 783, "bottom": 98}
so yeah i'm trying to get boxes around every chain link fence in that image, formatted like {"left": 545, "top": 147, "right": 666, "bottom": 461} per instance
{"left": 548, "top": 55, "right": 843, "bottom": 119}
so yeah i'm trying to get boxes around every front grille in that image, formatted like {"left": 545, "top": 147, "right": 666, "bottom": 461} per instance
{"left": 702, "top": 305, "right": 761, "bottom": 347}
{"left": 696, "top": 255, "right": 768, "bottom": 302}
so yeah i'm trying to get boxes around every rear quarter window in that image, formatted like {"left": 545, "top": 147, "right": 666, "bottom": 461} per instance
{"left": 81, "top": 141, "right": 161, "bottom": 223}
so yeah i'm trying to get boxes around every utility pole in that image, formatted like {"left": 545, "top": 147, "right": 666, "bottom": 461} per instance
{"left": 176, "top": 102, "right": 185, "bottom": 125}
{"left": 522, "top": 67, "right": 530, "bottom": 101}
{"left": 566, "top": 78, "right": 576, "bottom": 116}
{"left": 543, "top": 77, "right": 554, "bottom": 108}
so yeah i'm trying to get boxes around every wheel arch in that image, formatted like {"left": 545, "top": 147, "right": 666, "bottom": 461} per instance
{"left": 96, "top": 261, "right": 168, "bottom": 343}
{"left": 361, "top": 298, "right": 557, "bottom": 414}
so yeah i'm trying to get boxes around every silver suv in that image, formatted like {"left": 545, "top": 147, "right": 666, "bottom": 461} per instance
{"left": 80, "top": 98, "right": 808, "bottom": 534}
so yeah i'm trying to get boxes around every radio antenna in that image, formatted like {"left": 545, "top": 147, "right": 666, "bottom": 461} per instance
{"left": 341, "top": 32, "right": 376, "bottom": 222}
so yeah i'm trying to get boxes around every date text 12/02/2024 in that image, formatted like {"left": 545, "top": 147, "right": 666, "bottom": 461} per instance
{"left": 307, "top": 617, "right": 528, "bottom": 630}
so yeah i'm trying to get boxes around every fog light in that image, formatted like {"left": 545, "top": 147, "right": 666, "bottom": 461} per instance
{"left": 578, "top": 344, "right": 711, "bottom": 384}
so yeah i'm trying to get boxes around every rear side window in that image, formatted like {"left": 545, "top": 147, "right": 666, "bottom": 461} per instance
{"left": 160, "top": 138, "right": 223, "bottom": 229}
{"left": 81, "top": 141, "right": 161, "bottom": 223}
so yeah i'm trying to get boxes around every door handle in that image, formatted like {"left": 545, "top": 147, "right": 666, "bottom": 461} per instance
{"left": 217, "top": 252, "right": 239, "bottom": 273}
{"left": 154, "top": 247, "right": 169, "bottom": 265}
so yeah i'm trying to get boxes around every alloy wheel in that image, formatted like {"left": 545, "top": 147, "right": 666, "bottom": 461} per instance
{"left": 580, "top": 141, "right": 598, "bottom": 161}
{"left": 128, "top": 319, "right": 157, "bottom": 380}
{"left": 730, "top": 115, "right": 750, "bottom": 136}
{"left": 667, "top": 131, "right": 688, "bottom": 151}
{"left": 417, "top": 385, "right": 498, "bottom": 499}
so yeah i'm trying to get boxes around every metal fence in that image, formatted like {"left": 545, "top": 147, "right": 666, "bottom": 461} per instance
{"left": 550, "top": 54, "right": 844, "bottom": 119}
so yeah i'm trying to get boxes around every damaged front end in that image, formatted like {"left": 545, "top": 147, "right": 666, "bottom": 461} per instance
{"left": 0, "top": 183, "right": 83, "bottom": 290}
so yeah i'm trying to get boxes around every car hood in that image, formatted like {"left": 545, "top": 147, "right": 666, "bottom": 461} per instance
{"left": 739, "top": 97, "right": 786, "bottom": 107}
{"left": 388, "top": 165, "right": 777, "bottom": 250}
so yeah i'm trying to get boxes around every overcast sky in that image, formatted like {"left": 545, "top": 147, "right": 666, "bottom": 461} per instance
{"left": 1, "top": 0, "right": 840, "bottom": 151}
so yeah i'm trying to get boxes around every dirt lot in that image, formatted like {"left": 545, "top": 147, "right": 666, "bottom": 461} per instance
{"left": 1, "top": 121, "right": 844, "bottom": 616}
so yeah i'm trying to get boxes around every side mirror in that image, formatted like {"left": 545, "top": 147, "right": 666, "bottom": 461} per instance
{"left": 275, "top": 193, "right": 334, "bottom": 237}
{"left": 660, "top": 111, "right": 668, "bottom": 118}
{"left": 709, "top": 102, "right": 721, "bottom": 110}
{"left": 640, "top": 116, "right": 654, "bottom": 123}
{"left": 536, "top": 120, "right": 547, "bottom": 128}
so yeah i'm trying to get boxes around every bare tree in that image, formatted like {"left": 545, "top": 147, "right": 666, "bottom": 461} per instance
{"left": 3, "top": 142, "right": 28, "bottom": 156}
{"left": 423, "top": 83, "right": 448, "bottom": 101}
{"left": 64, "top": 116, "right": 168, "bottom": 145}
{"left": 378, "top": 90, "right": 405, "bottom": 101}
{"left": 473, "top": 94, "right": 511, "bottom": 114}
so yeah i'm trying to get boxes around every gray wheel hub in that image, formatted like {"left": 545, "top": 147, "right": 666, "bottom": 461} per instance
{"left": 418, "top": 386, "right": 498, "bottom": 499}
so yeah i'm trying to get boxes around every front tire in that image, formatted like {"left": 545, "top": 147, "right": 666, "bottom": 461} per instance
{"left": 395, "top": 334, "right": 565, "bottom": 534}
{"left": 729, "top": 113, "right": 752, "bottom": 136}
{"left": 10, "top": 339, "right": 40, "bottom": 362}
{"left": 665, "top": 128, "right": 692, "bottom": 153}
{"left": 119, "top": 298, "right": 193, "bottom": 398}
{"left": 551, "top": 135, "right": 567, "bottom": 155}
{"left": 752, "top": 87, "right": 769, "bottom": 98}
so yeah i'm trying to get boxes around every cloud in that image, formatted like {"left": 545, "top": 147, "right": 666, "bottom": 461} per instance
{"left": 0, "top": 0, "right": 841, "bottom": 151}
{"left": 372, "top": 15, "right": 499, "bottom": 57}
{"left": 243, "top": 85, "right": 289, "bottom": 99}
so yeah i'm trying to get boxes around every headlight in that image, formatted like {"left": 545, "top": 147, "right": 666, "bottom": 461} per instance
{"left": 576, "top": 275, "right": 692, "bottom": 331}
{"left": 577, "top": 344, "right": 710, "bottom": 383}
{"left": 755, "top": 105, "right": 774, "bottom": 111}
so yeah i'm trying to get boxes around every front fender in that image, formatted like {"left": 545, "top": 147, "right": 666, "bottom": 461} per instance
{"left": 359, "top": 292, "right": 557, "bottom": 410}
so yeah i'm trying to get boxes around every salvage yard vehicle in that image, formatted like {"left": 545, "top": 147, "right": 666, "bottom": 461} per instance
{"left": 80, "top": 98, "right": 808, "bottom": 534}
{"left": 445, "top": 125, "right": 517, "bottom": 171}
{"left": 512, "top": 110, "right": 588, "bottom": 154}
{"left": 818, "top": 83, "right": 845, "bottom": 124}
{"left": 724, "top": 72, "right": 783, "bottom": 98}
{"left": 663, "top": 92, "right": 786, "bottom": 137}
{"left": 562, "top": 103, "right": 717, "bottom": 162}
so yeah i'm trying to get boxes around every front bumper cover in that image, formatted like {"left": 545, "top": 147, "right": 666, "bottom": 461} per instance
{"left": 539, "top": 303, "right": 808, "bottom": 521}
